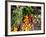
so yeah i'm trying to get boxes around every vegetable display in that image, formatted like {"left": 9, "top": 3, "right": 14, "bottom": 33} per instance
{"left": 11, "top": 6, "right": 41, "bottom": 32}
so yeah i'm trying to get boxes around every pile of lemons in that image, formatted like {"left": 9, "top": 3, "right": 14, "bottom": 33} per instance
{"left": 21, "top": 16, "right": 32, "bottom": 31}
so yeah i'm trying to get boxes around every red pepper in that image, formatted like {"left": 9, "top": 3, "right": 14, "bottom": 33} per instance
{"left": 28, "top": 15, "right": 33, "bottom": 22}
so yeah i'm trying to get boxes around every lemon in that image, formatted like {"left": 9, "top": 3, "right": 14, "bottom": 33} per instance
{"left": 14, "top": 27, "right": 18, "bottom": 32}
{"left": 24, "top": 16, "right": 28, "bottom": 18}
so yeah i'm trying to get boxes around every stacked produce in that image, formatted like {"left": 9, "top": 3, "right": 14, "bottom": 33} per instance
{"left": 21, "top": 16, "right": 32, "bottom": 31}
{"left": 11, "top": 6, "right": 41, "bottom": 32}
